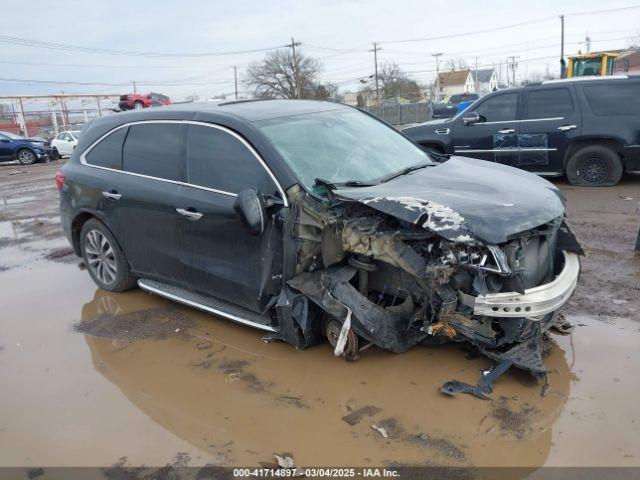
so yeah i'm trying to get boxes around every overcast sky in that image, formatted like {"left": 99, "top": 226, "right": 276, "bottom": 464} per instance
{"left": 1, "top": 0, "right": 639, "bottom": 108}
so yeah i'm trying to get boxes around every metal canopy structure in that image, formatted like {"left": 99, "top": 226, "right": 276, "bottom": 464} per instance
{"left": 0, "top": 93, "right": 121, "bottom": 136}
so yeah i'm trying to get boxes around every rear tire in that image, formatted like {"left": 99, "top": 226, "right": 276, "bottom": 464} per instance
{"left": 565, "top": 145, "right": 623, "bottom": 186}
{"left": 17, "top": 148, "right": 37, "bottom": 165}
{"left": 80, "top": 219, "right": 136, "bottom": 292}
{"left": 133, "top": 101, "right": 144, "bottom": 110}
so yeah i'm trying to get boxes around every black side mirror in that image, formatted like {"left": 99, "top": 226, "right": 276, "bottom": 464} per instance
{"left": 462, "top": 111, "right": 480, "bottom": 125}
{"left": 233, "top": 188, "right": 266, "bottom": 235}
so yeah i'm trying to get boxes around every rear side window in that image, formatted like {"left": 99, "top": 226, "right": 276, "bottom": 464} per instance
{"left": 85, "top": 127, "right": 128, "bottom": 170}
{"left": 526, "top": 88, "right": 573, "bottom": 119}
{"left": 583, "top": 84, "right": 640, "bottom": 116}
{"left": 187, "top": 124, "right": 273, "bottom": 194}
{"left": 474, "top": 93, "right": 518, "bottom": 122}
{"left": 123, "top": 123, "right": 187, "bottom": 181}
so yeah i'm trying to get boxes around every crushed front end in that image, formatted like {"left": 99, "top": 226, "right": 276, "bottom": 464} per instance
{"left": 274, "top": 164, "right": 583, "bottom": 395}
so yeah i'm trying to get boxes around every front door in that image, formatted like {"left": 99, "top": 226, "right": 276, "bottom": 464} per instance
{"left": 177, "top": 123, "right": 284, "bottom": 314}
{"left": 59, "top": 133, "right": 74, "bottom": 155}
{"left": 452, "top": 91, "right": 521, "bottom": 165}
{"left": 519, "top": 86, "right": 581, "bottom": 174}
{"left": 0, "top": 134, "right": 12, "bottom": 159}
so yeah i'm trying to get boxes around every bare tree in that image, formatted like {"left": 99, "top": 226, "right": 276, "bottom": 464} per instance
{"left": 245, "top": 49, "right": 322, "bottom": 99}
{"left": 369, "top": 62, "right": 422, "bottom": 103}
{"left": 185, "top": 94, "right": 200, "bottom": 102}
{"left": 378, "top": 62, "right": 402, "bottom": 91}
{"left": 445, "top": 58, "right": 468, "bottom": 72}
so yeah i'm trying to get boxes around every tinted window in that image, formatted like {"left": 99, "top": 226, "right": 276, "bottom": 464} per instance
{"left": 187, "top": 124, "right": 273, "bottom": 194}
{"left": 583, "top": 83, "right": 640, "bottom": 116}
{"left": 526, "top": 88, "right": 573, "bottom": 119}
{"left": 475, "top": 93, "right": 518, "bottom": 122}
{"left": 85, "top": 127, "right": 127, "bottom": 170}
{"left": 123, "top": 123, "right": 187, "bottom": 181}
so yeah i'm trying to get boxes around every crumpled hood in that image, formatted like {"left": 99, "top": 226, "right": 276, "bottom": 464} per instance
{"left": 334, "top": 156, "right": 565, "bottom": 244}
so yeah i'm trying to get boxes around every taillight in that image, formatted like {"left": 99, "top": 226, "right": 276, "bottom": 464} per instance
{"left": 55, "top": 171, "right": 65, "bottom": 190}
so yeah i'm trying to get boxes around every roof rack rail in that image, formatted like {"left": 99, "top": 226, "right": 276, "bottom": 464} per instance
{"left": 542, "top": 75, "right": 628, "bottom": 85}
{"left": 217, "top": 99, "right": 272, "bottom": 106}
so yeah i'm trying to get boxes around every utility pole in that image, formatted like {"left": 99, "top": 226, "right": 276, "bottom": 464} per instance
{"left": 585, "top": 33, "right": 592, "bottom": 53}
{"left": 133, "top": 81, "right": 137, "bottom": 93}
{"left": 432, "top": 52, "right": 442, "bottom": 102}
{"left": 560, "top": 14, "right": 566, "bottom": 78}
{"left": 232, "top": 66, "right": 238, "bottom": 100}
{"left": 288, "top": 37, "right": 302, "bottom": 99}
{"left": 18, "top": 97, "right": 28, "bottom": 137}
{"left": 369, "top": 42, "right": 382, "bottom": 106}
{"left": 474, "top": 57, "right": 479, "bottom": 93}
{"left": 508, "top": 56, "right": 519, "bottom": 86}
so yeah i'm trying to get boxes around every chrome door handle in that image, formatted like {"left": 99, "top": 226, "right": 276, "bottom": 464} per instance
{"left": 498, "top": 128, "right": 515, "bottom": 134}
{"left": 176, "top": 208, "right": 203, "bottom": 221}
{"left": 102, "top": 191, "right": 122, "bottom": 200}
{"left": 557, "top": 125, "right": 577, "bottom": 131}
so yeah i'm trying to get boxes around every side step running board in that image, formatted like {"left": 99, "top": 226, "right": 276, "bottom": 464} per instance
{"left": 138, "top": 279, "right": 277, "bottom": 332}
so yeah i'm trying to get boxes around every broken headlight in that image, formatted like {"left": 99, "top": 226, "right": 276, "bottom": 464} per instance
{"left": 439, "top": 241, "right": 511, "bottom": 275}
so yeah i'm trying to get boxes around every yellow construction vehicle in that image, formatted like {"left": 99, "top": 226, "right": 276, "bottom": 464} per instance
{"left": 566, "top": 51, "right": 620, "bottom": 77}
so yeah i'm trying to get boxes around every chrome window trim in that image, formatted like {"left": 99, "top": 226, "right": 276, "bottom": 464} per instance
{"left": 80, "top": 119, "right": 288, "bottom": 207}
{"left": 468, "top": 116, "right": 564, "bottom": 125}
{"left": 454, "top": 148, "right": 558, "bottom": 153}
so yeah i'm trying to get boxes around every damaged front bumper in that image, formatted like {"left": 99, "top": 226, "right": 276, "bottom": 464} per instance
{"left": 459, "top": 251, "right": 580, "bottom": 319}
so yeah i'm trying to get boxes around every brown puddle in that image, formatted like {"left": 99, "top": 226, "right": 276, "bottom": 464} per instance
{"left": 1, "top": 261, "right": 639, "bottom": 469}
{"left": 1, "top": 164, "right": 639, "bottom": 469}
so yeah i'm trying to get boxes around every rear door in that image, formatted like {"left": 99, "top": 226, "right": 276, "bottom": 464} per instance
{"left": 177, "top": 123, "right": 284, "bottom": 313}
{"left": 519, "top": 86, "right": 580, "bottom": 173}
{"left": 110, "top": 122, "right": 187, "bottom": 286}
{"left": 452, "top": 91, "right": 521, "bottom": 165}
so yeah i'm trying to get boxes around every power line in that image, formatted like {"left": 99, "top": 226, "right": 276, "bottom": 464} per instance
{"left": 0, "top": 76, "right": 236, "bottom": 87}
{"left": 376, "top": 4, "right": 640, "bottom": 45}
{"left": 0, "top": 34, "right": 288, "bottom": 58}
{"left": 0, "top": 59, "right": 249, "bottom": 70}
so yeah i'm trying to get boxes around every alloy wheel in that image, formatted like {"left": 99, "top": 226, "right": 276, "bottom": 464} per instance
{"left": 18, "top": 150, "right": 36, "bottom": 165}
{"left": 84, "top": 230, "right": 118, "bottom": 285}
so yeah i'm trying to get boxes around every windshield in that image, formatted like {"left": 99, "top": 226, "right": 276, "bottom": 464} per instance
{"left": 573, "top": 58, "right": 602, "bottom": 76}
{"left": 256, "top": 109, "right": 430, "bottom": 191}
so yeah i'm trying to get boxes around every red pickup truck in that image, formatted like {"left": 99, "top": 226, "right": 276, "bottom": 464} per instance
{"left": 118, "top": 92, "right": 171, "bottom": 111}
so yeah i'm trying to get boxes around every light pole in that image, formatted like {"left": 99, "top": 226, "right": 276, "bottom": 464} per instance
{"left": 432, "top": 53, "right": 443, "bottom": 102}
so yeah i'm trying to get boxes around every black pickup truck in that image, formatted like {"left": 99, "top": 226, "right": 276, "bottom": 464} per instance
{"left": 431, "top": 93, "right": 479, "bottom": 119}
{"left": 404, "top": 76, "right": 640, "bottom": 186}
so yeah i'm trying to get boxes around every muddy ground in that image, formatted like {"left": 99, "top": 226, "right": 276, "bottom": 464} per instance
{"left": 0, "top": 161, "right": 639, "bottom": 473}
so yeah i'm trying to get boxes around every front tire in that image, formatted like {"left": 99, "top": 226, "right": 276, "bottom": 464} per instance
{"left": 566, "top": 145, "right": 623, "bottom": 186}
{"left": 51, "top": 148, "right": 60, "bottom": 160}
{"left": 17, "top": 148, "right": 37, "bottom": 165}
{"left": 133, "top": 101, "right": 144, "bottom": 110}
{"left": 80, "top": 219, "right": 136, "bottom": 292}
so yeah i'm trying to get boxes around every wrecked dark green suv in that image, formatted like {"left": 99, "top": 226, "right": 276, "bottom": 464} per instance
{"left": 58, "top": 99, "right": 582, "bottom": 397}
